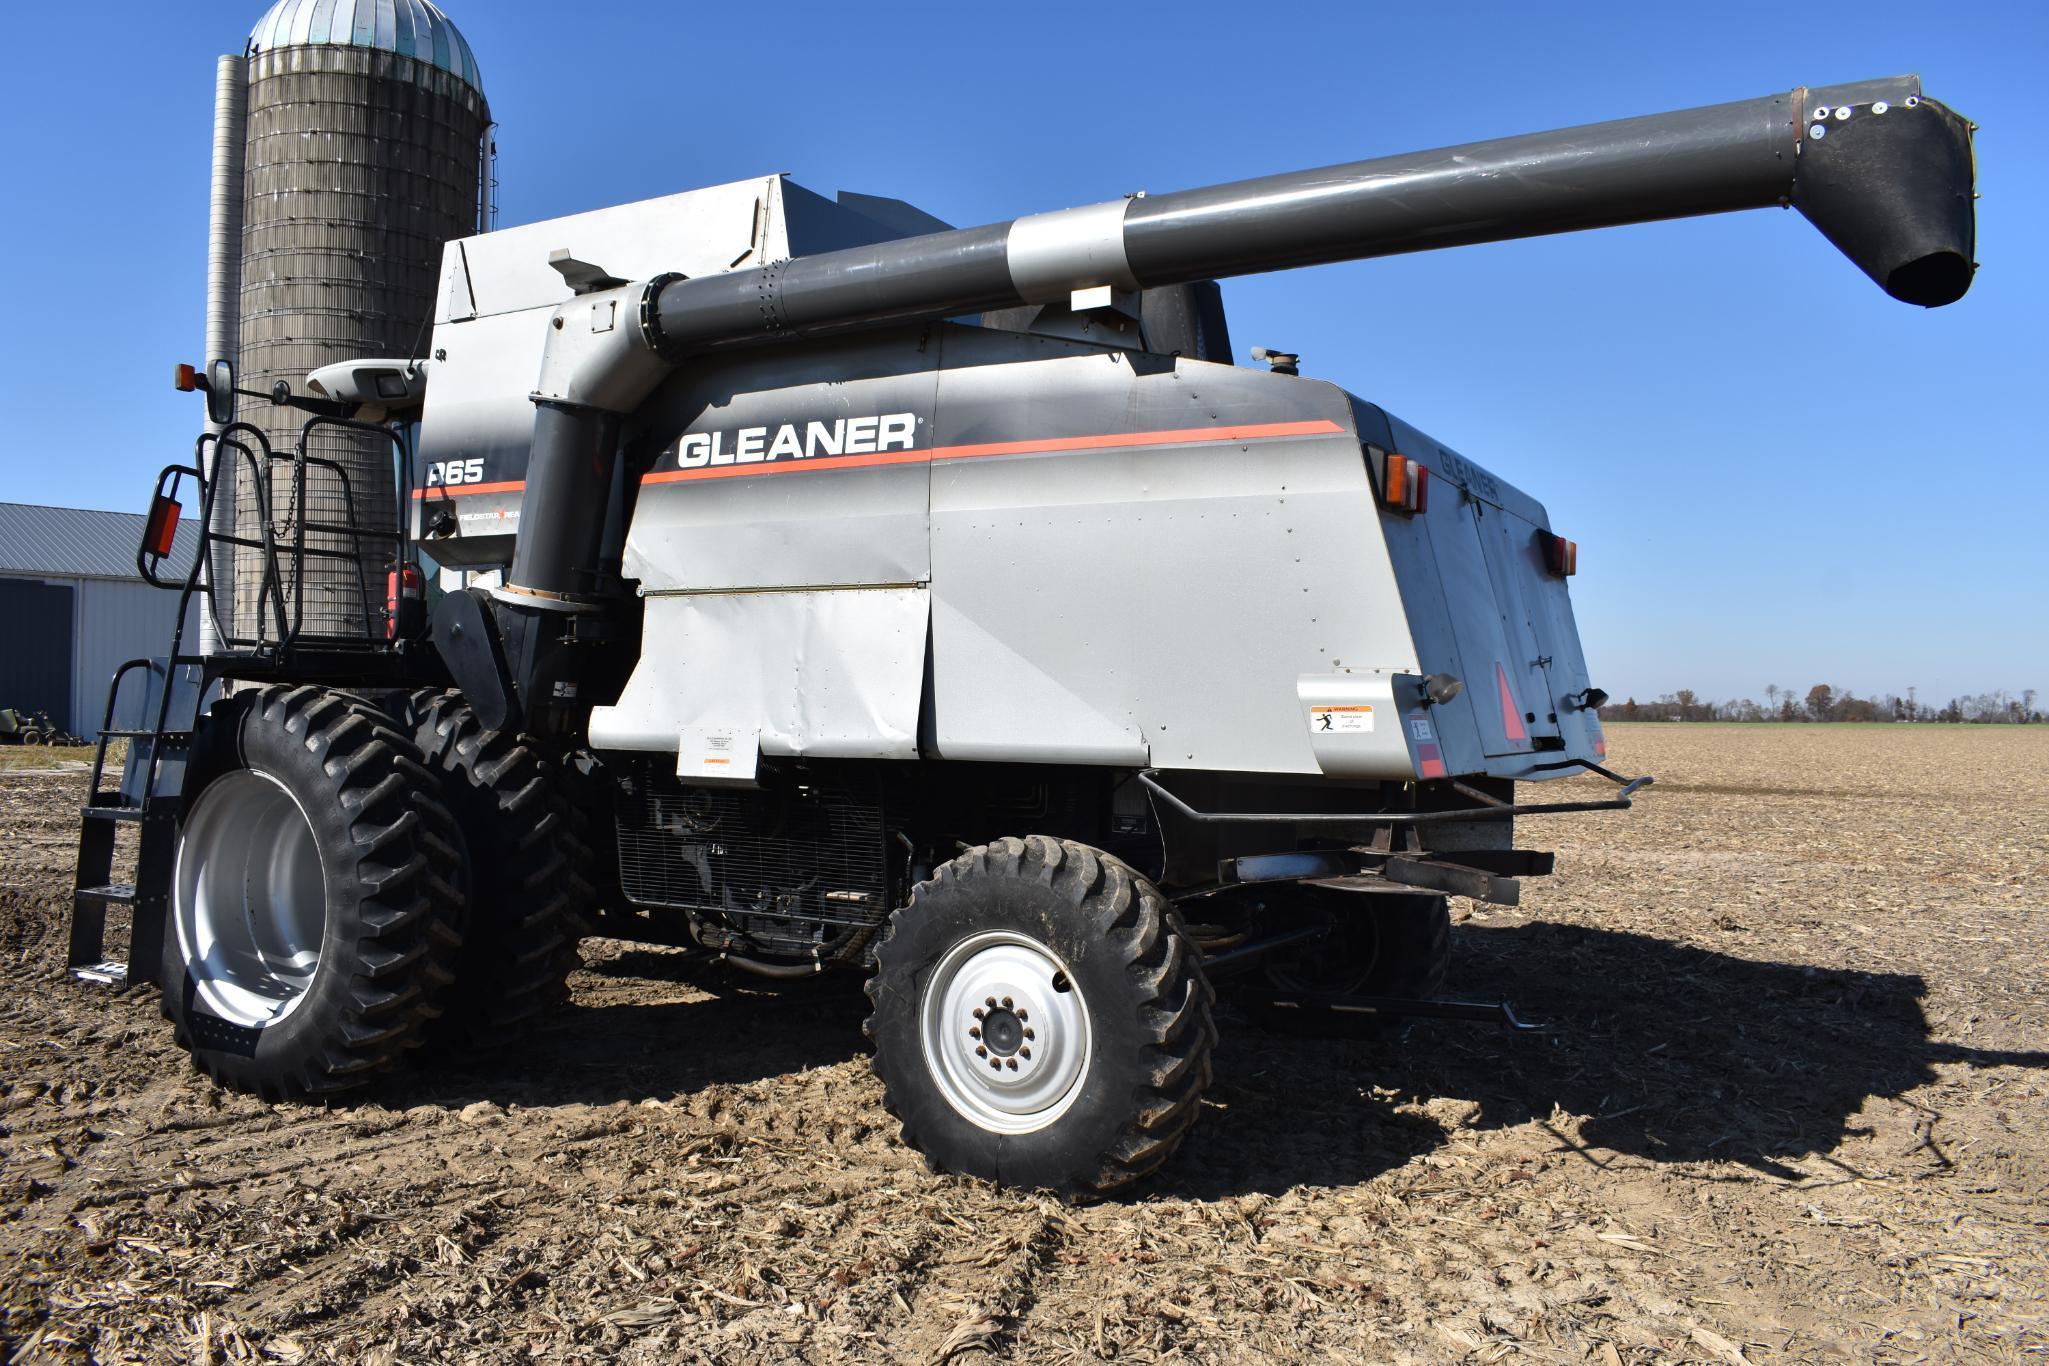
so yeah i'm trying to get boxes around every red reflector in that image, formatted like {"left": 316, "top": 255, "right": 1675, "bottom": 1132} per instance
{"left": 1496, "top": 663, "right": 1530, "bottom": 743}
{"left": 1384, "top": 453, "right": 1407, "bottom": 506}
{"left": 1411, "top": 462, "right": 1430, "bottom": 514}
{"left": 1544, "top": 533, "right": 1578, "bottom": 576}
{"left": 386, "top": 564, "right": 424, "bottom": 640}
{"left": 174, "top": 363, "right": 198, "bottom": 393}
{"left": 143, "top": 496, "right": 180, "bottom": 559}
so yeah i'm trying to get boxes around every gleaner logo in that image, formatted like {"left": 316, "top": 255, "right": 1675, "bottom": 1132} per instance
{"left": 674, "top": 414, "right": 918, "bottom": 469}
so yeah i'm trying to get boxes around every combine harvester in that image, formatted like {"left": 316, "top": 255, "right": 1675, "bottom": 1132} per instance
{"left": 74, "top": 76, "right": 1974, "bottom": 1193}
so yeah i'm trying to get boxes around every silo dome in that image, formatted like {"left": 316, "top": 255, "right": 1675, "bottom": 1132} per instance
{"left": 247, "top": 0, "right": 483, "bottom": 93}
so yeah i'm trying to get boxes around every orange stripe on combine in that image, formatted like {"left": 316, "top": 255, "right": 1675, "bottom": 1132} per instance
{"left": 410, "top": 478, "right": 527, "bottom": 500}
{"left": 641, "top": 445, "right": 931, "bottom": 486}
{"left": 412, "top": 418, "right": 1348, "bottom": 497}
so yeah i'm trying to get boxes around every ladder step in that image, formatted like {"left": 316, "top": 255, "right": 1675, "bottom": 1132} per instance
{"left": 98, "top": 729, "right": 194, "bottom": 741}
{"left": 73, "top": 962, "right": 130, "bottom": 987}
{"left": 81, "top": 805, "right": 149, "bottom": 823}
{"left": 76, "top": 884, "right": 137, "bottom": 904}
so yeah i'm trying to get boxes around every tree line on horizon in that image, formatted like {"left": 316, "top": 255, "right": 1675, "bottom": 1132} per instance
{"left": 1596, "top": 685, "right": 2042, "bottom": 724}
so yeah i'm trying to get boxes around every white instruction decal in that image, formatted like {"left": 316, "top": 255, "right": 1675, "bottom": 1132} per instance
{"left": 678, "top": 726, "right": 759, "bottom": 783}
{"left": 1408, "top": 715, "right": 1436, "bottom": 743}
{"left": 1310, "top": 704, "right": 1374, "bottom": 734}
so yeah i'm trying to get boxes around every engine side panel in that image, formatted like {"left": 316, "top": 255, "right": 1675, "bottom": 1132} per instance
{"left": 925, "top": 327, "right": 1419, "bottom": 775}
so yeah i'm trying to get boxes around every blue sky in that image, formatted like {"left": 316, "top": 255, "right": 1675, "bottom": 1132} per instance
{"left": 1, "top": 1, "right": 2041, "bottom": 705}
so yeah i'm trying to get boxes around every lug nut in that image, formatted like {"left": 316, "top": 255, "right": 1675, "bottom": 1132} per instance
{"left": 1019, "top": 1046, "right": 1031, "bottom": 1060}
{"left": 1022, "top": 1027, "right": 1034, "bottom": 1040}
{"left": 976, "top": 1045, "right": 987, "bottom": 1057}
{"left": 1002, "top": 996, "right": 1013, "bottom": 1008}
{"left": 1006, "top": 1058, "right": 1018, "bottom": 1070}
{"left": 985, "top": 996, "right": 997, "bottom": 1008}
{"left": 989, "top": 1058, "right": 1002, "bottom": 1070}
{"left": 973, "top": 1007, "right": 985, "bottom": 1020}
{"left": 968, "top": 1026, "right": 981, "bottom": 1039}
{"left": 1017, "top": 1010, "right": 1028, "bottom": 1023}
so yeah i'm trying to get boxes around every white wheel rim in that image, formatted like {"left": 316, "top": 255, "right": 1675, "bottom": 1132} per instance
{"left": 919, "top": 930, "right": 1092, "bottom": 1135}
{"left": 173, "top": 769, "right": 328, "bottom": 1028}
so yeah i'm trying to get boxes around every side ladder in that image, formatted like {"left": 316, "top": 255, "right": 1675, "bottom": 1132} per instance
{"left": 69, "top": 658, "right": 209, "bottom": 986}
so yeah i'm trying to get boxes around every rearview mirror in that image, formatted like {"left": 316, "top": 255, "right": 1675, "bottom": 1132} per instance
{"left": 206, "top": 358, "right": 236, "bottom": 427}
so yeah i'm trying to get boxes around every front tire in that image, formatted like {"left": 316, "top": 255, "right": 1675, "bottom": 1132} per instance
{"left": 865, "top": 836, "right": 1215, "bottom": 1196}
{"left": 162, "top": 687, "right": 465, "bottom": 1098}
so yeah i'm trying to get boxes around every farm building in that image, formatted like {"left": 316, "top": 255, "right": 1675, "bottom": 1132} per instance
{"left": 0, "top": 502, "right": 198, "bottom": 741}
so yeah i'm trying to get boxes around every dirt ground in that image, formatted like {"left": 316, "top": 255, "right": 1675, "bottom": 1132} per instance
{"left": 2, "top": 725, "right": 2044, "bottom": 1363}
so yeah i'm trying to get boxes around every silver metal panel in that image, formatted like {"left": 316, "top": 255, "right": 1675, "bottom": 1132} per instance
{"left": 1360, "top": 403, "right": 1604, "bottom": 780}
{"left": 624, "top": 333, "right": 941, "bottom": 591}
{"left": 417, "top": 178, "right": 799, "bottom": 564}
{"left": 435, "top": 177, "right": 786, "bottom": 324}
{"left": 926, "top": 336, "right": 1418, "bottom": 775}
{"left": 1297, "top": 673, "right": 1413, "bottom": 779}
{"left": 588, "top": 587, "right": 928, "bottom": 759}
{"left": 1005, "top": 201, "right": 1137, "bottom": 302}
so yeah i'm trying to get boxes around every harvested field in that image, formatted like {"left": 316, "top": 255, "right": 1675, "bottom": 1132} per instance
{"left": 3, "top": 724, "right": 2045, "bottom": 1362}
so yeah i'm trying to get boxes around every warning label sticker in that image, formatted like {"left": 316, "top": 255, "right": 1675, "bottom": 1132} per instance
{"left": 678, "top": 727, "right": 759, "bottom": 782}
{"left": 1310, "top": 704, "right": 1374, "bottom": 734}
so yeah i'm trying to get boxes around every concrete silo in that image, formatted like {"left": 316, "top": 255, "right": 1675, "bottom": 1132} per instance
{"left": 230, "top": 0, "right": 490, "bottom": 639}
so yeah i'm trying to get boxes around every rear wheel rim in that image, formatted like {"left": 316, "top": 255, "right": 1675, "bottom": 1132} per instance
{"left": 174, "top": 769, "right": 327, "bottom": 1028}
{"left": 919, "top": 930, "right": 1092, "bottom": 1135}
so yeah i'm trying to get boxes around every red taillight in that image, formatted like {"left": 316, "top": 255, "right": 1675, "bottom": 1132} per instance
{"left": 386, "top": 563, "right": 425, "bottom": 640}
{"left": 143, "top": 495, "right": 181, "bottom": 559}
{"left": 1377, "top": 451, "right": 1429, "bottom": 516}
{"left": 1544, "top": 533, "right": 1578, "bottom": 576}
{"left": 174, "top": 363, "right": 198, "bottom": 393}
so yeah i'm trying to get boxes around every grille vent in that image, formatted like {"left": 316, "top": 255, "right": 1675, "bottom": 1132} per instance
{"left": 616, "top": 779, "right": 889, "bottom": 962}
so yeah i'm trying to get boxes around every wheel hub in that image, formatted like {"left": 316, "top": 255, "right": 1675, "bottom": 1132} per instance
{"left": 920, "top": 931, "right": 1091, "bottom": 1134}
{"left": 172, "top": 769, "right": 328, "bottom": 1029}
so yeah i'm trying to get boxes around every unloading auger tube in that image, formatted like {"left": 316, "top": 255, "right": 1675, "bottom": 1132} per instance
{"left": 457, "top": 74, "right": 1975, "bottom": 729}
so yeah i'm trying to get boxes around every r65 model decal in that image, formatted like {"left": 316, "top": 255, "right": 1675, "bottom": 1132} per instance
{"left": 426, "top": 458, "right": 486, "bottom": 488}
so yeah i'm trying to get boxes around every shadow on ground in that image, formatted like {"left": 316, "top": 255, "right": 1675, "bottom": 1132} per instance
{"left": 377, "top": 923, "right": 2048, "bottom": 1196}
{"left": 1391, "top": 921, "right": 2043, "bottom": 1178}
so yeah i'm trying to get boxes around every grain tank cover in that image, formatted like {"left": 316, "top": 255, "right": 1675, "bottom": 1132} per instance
{"left": 248, "top": 0, "right": 484, "bottom": 92}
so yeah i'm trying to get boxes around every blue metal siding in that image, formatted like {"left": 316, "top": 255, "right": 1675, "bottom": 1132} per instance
{"left": 72, "top": 578, "right": 198, "bottom": 740}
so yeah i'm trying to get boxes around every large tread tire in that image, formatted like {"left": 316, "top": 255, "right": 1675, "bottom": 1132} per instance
{"left": 551, "top": 748, "right": 607, "bottom": 939}
{"left": 408, "top": 691, "right": 585, "bottom": 1055}
{"left": 865, "top": 835, "right": 1216, "bottom": 1197}
{"left": 161, "top": 686, "right": 465, "bottom": 1099}
{"left": 1234, "top": 888, "right": 1451, "bottom": 1039}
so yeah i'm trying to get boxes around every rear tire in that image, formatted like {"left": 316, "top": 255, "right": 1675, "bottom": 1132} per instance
{"left": 409, "top": 692, "right": 585, "bottom": 1056}
{"left": 162, "top": 686, "right": 465, "bottom": 1098}
{"left": 865, "top": 836, "right": 1215, "bottom": 1196}
{"left": 1233, "top": 887, "right": 1451, "bottom": 1039}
